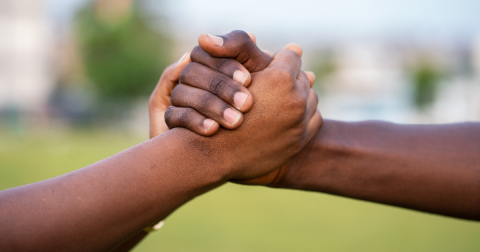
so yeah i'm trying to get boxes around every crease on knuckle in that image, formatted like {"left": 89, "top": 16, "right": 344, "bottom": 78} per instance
{"left": 215, "top": 59, "right": 229, "bottom": 72}
{"left": 209, "top": 76, "right": 226, "bottom": 95}
{"left": 178, "top": 107, "right": 194, "bottom": 127}
{"left": 199, "top": 92, "right": 214, "bottom": 111}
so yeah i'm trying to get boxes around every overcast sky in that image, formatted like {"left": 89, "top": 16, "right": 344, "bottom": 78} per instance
{"left": 48, "top": 0, "right": 480, "bottom": 45}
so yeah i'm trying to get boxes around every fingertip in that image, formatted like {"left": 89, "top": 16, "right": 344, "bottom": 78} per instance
{"left": 233, "top": 70, "right": 250, "bottom": 86}
{"left": 198, "top": 33, "right": 216, "bottom": 53}
{"left": 284, "top": 43, "right": 303, "bottom": 57}
{"left": 236, "top": 90, "right": 253, "bottom": 113}
{"left": 202, "top": 119, "right": 220, "bottom": 136}
{"left": 171, "top": 51, "right": 191, "bottom": 81}
{"left": 243, "top": 74, "right": 252, "bottom": 87}
{"left": 262, "top": 50, "right": 271, "bottom": 56}
{"left": 246, "top": 32, "right": 256, "bottom": 44}
{"left": 304, "top": 71, "right": 316, "bottom": 87}
{"left": 177, "top": 51, "right": 191, "bottom": 67}
{"left": 223, "top": 108, "right": 244, "bottom": 129}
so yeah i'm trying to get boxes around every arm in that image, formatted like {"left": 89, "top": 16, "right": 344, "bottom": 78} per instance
{"left": 111, "top": 51, "right": 195, "bottom": 252}
{"left": 0, "top": 129, "right": 222, "bottom": 252}
{"left": 116, "top": 32, "right": 269, "bottom": 252}
{"left": 164, "top": 30, "right": 480, "bottom": 221}
{"left": 273, "top": 120, "right": 480, "bottom": 220}
{"left": 0, "top": 49, "right": 321, "bottom": 252}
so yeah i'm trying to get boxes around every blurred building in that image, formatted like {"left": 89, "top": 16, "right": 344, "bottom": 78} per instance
{"left": 428, "top": 34, "right": 480, "bottom": 123}
{"left": 314, "top": 37, "right": 480, "bottom": 124}
{"left": 317, "top": 41, "right": 411, "bottom": 123}
{"left": 0, "top": 0, "right": 55, "bottom": 114}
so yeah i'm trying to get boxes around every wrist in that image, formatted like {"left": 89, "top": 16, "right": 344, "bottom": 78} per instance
{"left": 270, "top": 120, "right": 353, "bottom": 191}
{"left": 150, "top": 128, "right": 227, "bottom": 198}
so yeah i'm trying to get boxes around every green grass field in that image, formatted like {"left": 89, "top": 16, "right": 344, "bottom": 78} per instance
{"left": 1, "top": 129, "right": 479, "bottom": 252}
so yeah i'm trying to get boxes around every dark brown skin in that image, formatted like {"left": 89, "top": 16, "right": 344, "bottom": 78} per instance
{"left": 272, "top": 120, "right": 480, "bottom": 220}
{"left": 0, "top": 46, "right": 321, "bottom": 251}
{"left": 166, "top": 30, "right": 480, "bottom": 221}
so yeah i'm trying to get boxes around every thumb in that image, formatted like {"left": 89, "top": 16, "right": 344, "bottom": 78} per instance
{"left": 198, "top": 30, "right": 272, "bottom": 73}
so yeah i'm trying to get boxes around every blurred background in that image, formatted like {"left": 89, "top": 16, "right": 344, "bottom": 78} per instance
{"left": 1, "top": 0, "right": 480, "bottom": 251}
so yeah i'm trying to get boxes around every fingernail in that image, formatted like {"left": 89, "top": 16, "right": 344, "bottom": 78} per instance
{"left": 224, "top": 108, "right": 241, "bottom": 125}
{"left": 234, "top": 92, "right": 248, "bottom": 110}
{"left": 206, "top": 34, "right": 223, "bottom": 47}
{"left": 203, "top": 119, "right": 215, "bottom": 130}
{"left": 178, "top": 52, "right": 189, "bottom": 63}
{"left": 233, "top": 70, "right": 248, "bottom": 86}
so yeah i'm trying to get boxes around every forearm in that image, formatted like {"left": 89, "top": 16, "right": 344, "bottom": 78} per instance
{"left": 0, "top": 128, "right": 224, "bottom": 252}
{"left": 111, "top": 230, "right": 149, "bottom": 252}
{"left": 278, "top": 119, "right": 480, "bottom": 220}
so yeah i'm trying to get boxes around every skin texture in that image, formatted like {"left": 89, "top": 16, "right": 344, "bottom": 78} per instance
{"left": 272, "top": 120, "right": 480, "bottom": 220}
{"left": 0, "top": 43, "right": 322, "bottom": 251}
{"left": 163, "top": 30, "right": 480, "bottom": 221}
{"left": 158, "top": 31, "right": 319, "bottom": 185}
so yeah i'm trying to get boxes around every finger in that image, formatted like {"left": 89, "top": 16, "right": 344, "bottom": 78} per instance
{"left": 268, "top": 49, "right": 302, "bottom": 79}
{"left": 169, "top": 52, "right": 192, "bottom": 83}
{"left": 305, "top": 109, "right": 323, "bottom": 142}
{"left": 165, "top": 106, "right": 220, "bottom": 136}
{"left": 149, "top": 52, "right": 191, "bottom": 109}
{"left": 304, "top": 89, "right": 322, "bottom": 142}
{"left": 180, "top": 62, "right": 253, "bottom": 112}
{"left": 149, "top": 52, "right": 191, "bottom": 138}
{"left": 190, "top": 46, "right": 252, "bottom": 87}
{"left": 297, "top": 70, "right": 311, "bottom": 95}
{"left": 304, "top": 71, "right": 316, "bottom": 88}
{"left": 170, "top": 84, "right": 244, "bottom": 129}
{"left": 262, "top": 50, "right": 271, "bottom": 57}
{"left": 284, "top": 43, "right": 303, "bottom": 58}
{"left": 198, "top": 30, "right": 272, "bottom": 72}
{"left": 246, "top": 32, "right": 256, "bottom": 44}
{"left": 305, "top": 89, "right": 319, "bottom": 121}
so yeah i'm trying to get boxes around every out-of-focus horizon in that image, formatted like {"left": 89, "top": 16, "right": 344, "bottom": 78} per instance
{"left": 1, "top": 0, "right": 480, "bottom": 135}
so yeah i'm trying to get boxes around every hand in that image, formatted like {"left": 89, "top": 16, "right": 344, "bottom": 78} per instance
{"left": 172, "top": 46, "right": 322, "bottom": 181}
{"left": 148, "top": 52, "right": 193, "bottom": 138}
{"left": 165, "top": 31, "right": 320, "bottom": 184}
{"left": 164, "top": 31, "right": 315, "bottom": 136}
{"left": 149, "top": 32, "right": 259, "bottom": 137}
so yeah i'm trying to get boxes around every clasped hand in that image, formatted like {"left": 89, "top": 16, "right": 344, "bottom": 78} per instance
{"left": 149, "top": 30, "right": 322, "bottom": 185}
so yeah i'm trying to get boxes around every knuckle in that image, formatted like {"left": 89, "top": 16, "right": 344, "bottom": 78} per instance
{"left": 209, "top": 75, "right": 227, "bottom": 95}
{"left": 164, "top": 106, "right": 176, "bottom": 128}
{"left": 178, "top": 62, "right": 197, "bottom": 83}
{"left": 177, "top": 108, "right": 191, "bottom": 126}
{"left": 276, "top": 68, "right": 296, "bottom": 85}
{"left": 190, "top": 46, "right": 203, "bottom": 62}
{"left": 288, "top": 93, "right": 307, "bottom": 114}
{"left": 178, "top": 64, "right": 190, "bottom": 84}
{"left": 231, "top": 30, "right": 251, "bottom": 44}
{"left": 284, "top": 49, "right": 299, "bottom": 58}
{"left": 214, "top": 58, "right": 229, "bottom": 72}
{"left": 199, "top": 92, "right": 214, "bottom": 110}
{"left": 169, "top": 85, "right": 183, "bottom": 106}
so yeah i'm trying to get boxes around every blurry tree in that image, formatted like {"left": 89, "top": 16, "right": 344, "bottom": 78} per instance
{"left": 75, "top": 0, "right": 172, "bottom": 103}
{"left": 408, "top": 60, "right": 445, "bottom": 110}
{"left": 309, "top": 49, "right": 337, "bottom": 94}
